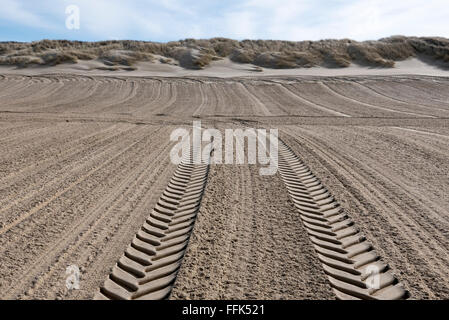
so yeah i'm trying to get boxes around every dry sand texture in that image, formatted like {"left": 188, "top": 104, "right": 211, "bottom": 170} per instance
{"left": 0, "top": 73, "right": 448, "bottom": 299}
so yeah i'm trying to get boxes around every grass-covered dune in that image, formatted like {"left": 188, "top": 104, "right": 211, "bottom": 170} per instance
{"left": 1, "top": 36, "right": 448, "bottom": 70}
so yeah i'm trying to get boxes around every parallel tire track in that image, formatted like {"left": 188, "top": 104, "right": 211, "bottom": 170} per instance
{"left": 277, "top": 140, "right": 409, "bottom": 300}
{"left": 95, "top": 147, "right": 210, "bottom": 300}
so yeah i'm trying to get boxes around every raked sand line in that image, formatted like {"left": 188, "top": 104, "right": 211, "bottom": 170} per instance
{"left": 95, "top": 147, "right": 211, "bottom": 300}
{"left": 277, "top": 140, "right": 408, "bottom": 300}
{"left": 391, "top": 127, "right": 449, "bottom": 139}
{"left": 356, "top": 81, "right": 449, "bottom": 113}
{"left": 0, "top": 129, "right": 146, "bottom": 237}
{"left": 319, "top": 82, "right": 437, "bottom": 118}
{"left": 280, "top": 84, "right": 351, "bottom": 117}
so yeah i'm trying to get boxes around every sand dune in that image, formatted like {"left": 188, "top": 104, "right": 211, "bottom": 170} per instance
{"left": 1, "top": 56, "right": 448, "bottom": 78}
{"left": 1, "top": 36, "right": 449, "bottom": 76}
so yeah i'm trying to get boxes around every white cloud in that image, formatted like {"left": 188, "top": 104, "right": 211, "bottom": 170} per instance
{"left": 324, "top": 0, "right": 449, "bottom": 40}
{"left": 215, "top": 0, "right": 449, "bottom": 41}
{"left": 0, "top": 0, "right": 57, "bottom": 29}
{"left": 223, "top": 11, "right": 257, "bottom": 39}
{"left": 1, "top": 0, "right": 448, "bottom": 41}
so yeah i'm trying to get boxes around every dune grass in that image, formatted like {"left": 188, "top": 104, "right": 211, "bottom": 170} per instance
{"left": 0, "top": 36, "right": 448, "bottom": 70}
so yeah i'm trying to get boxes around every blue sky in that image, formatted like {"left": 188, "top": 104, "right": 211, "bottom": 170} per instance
{"left": 0, "top": 0, "right": 448, "bottom": 42}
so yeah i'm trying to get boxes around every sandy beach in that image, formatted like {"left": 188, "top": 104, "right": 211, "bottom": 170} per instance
{"left": 0, "top": 64, "right": 448, "bottom": 300}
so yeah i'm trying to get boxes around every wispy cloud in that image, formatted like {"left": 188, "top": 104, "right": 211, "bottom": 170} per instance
{"left": 0, "top": 0, "right": 57, "bottom": 30}
{"left": 0, "top": 0, "right": 448, "bottom": 41}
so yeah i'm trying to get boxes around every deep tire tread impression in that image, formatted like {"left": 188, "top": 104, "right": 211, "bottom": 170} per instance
{"left": 277, "top": 140, "right": 409, "bottom": 300}
{"left": 95, "top": 148, "right": 210, "bottom": 300}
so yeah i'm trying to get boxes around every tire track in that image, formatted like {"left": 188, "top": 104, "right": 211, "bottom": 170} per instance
{"left": 106, "top": 80, "right": 157, "bottom": 116}
{"left": 320, "top": 82, "right": 436, "bottom": 118}
{"left": 359, "top": 81, "right": 449, "bottom": 111}
{"left": 95, "top": 80, "right": 140, "bottom": 114}
{"left": 38, "top": 79, "right": 102, "bottom": 113}
{"left": 292, "top": 126, "right": 449, "bottom": 244}
{"left": 0, "top": 76, "right": 30, "bottom": 94}
{"left": 151, "top": 82, "right": 178, "bottom": 116}
{"left": 392, "top": 127, "right": 449, "bottom": 140}
{"left": 277, "top": 139, "right": 408, "bottom": 300}
{"left": 339, "top": 81, "right": 449, "bottom": 116}
{"left": 222, "top": 82, "right": 260, "bottom": 116}
{"left": 280, "top": 127, "right": 449, "bottom": 298}
{"left": 281, "top": 84, "right": 351, "bottom": 117}
{"left": 192, "top": 83, "right": 207, "bottom": 117}
{"left": 0, "top": 76, "right": 35, "bottom": 100}
{"left": 0, "top": 125, "right": 139, "bottom": 221}
{"left": 28, "top": 80, "right": 98, "bottom": 112}
{"left": 0, "top": 124, "right": 119, "bottom": 187}
{"left": 404, "top": 80, "right": 449, "bottom": 103}
{"left": 2, "top": 131, "right": 174, "bottom": 299}
{"left": 0, "top": 122, "right": 62, "bottom": 145}
{"left": 76, "top": 155, "right": 173, "bottom": 300}
{"left": 244, "top": 83, "right": 275, "bottom": 116}
{"left": 0, "top": 126, "right": 146, "bottom": 236}
{"left": 164, "top": 82, "right": 202, "bottom": 116}
{"left": 205, "top": 82, "right": 226, "bottom": 116}
{"left": 0, "top": 77, "right": 64, "bottom": 110}
{"left": 95, "top": 146, "right": 211, "bottom": 300}
{"left": 239, "top": 83, "right": 277, "bottom": 116}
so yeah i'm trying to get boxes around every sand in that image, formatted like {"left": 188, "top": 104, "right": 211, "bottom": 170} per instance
{"left": 1, "top": 56, "right": 449, "bottom": 78}
{"left": 170, "top": 162, "right": 334, "bottom": 300}
{"left": 0, "top": 70, "right": 448, "bottom": 299}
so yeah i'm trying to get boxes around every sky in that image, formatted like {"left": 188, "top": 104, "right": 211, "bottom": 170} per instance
{"left": 0, "top": 0, "right": 448, "bottom": 42}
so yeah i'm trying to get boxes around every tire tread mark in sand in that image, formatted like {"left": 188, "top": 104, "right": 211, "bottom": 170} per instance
{"left": 1, "top": 133, "right": 173, "bottom": 299}
{"left": 153, "top": 82, "right": 178, "bottom": 115}
{"left": 8, "top": 80, "right": 66, "bottom": 108}
{"left": 95, "top": 147, "right": 211, "bottom": 300}
{"left": 281, "top": 84, "right": 351, "bottom": 117}
{"left": 0, "top": 126, "right": 145, "bottom": 236}
{"left": 0, "top": 76, "right": 36, "bottom": 99}
{"left": 192, "top": 83, "right": 207, "bottom": 117}
{"left": 0, "top": 124, "right": 119, "bottom": 187}
{"left": 96, "top": 80, "right": 139, "bottom": 113}
{"left": 0, "top": 124, "right": 138, "bottom": 217}
{"left": 319, "top": 82, "right": 436, "bottom": 118}
{"left": 345, "top": 81, "right": 449, "bottom": 115}
{"left": 356, "top": 81, "right": 449, "bottom": 113}
{"left": 392, "top": 127, "right": 449, "bottom": 140}
{"left": 238, "top": 83, "right": 274, "bottom": 116}
{"left": 280, "top": 127, "right": 449, "bottom": 297}
{"left": 38, "top": 80, "right": 101, "bottom": 112}
{"left": 132, "top": 80, "right": 162, "bottom": 117}
{"left": 277, "top": 140, "right": 408, "bottom": 300}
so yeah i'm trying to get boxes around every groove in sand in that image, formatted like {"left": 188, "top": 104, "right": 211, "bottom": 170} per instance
{"left": 280, "top": 84, "right": 351, "bottom": 117}
{"left": 95, "top": 146, "right": 211, "bottom": 300}
{"left": 277, "top": 139, "right": 408, "bottom": 300}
